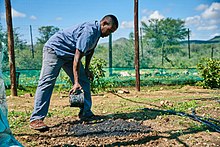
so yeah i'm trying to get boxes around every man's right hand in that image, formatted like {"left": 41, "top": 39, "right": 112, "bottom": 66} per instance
{"left": 69, "top": 82, "right": 82, "bottom": 95}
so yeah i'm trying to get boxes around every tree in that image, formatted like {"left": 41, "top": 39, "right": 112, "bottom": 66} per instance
{"left": 1, "top": 26, "right": 29, "bottom": 70}
{"left": 0, "top": 24, "right": 8, "bottom": 70}
{"left": 142, "top": 18, "right": 188, "bottom": 47}
{"left": 141, "top": 18, "right": 188, "bottom": 66}
{"left": 37, "top": 26, "right": 60, "bottom": 44}
{"left": 13, "top": 28, "right": 27, "bottom": 51}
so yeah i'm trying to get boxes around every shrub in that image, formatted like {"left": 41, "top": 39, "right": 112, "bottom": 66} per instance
{"left": 197, "top": 58, "right": 220, "bottom": 89}
{"left": 89, "top": 57, "right": 107, "bottom": 93}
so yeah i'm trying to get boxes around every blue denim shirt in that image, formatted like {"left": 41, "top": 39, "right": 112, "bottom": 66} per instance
{"left": 45, "top": 21, "right": 101, "bottom": 59}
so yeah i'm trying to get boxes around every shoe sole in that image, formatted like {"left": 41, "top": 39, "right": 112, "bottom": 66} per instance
{"left": 30, "top": 125, "right": 49, "bottom": 132}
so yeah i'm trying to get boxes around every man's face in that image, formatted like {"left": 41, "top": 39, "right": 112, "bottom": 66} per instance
{"left": 101, "top": 24, "right": 117, "bottom": 38}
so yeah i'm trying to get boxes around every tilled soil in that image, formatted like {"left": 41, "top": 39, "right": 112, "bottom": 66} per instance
{"left": 7, "top": 86, "right": 220, "bottom": 146}
{"left": 69, "top": 119, "right": 151, "bottom": 137}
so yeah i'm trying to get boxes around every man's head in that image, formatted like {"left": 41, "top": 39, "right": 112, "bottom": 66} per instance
{"left": 100, "top": 14, "right": 118, "bottom": 38}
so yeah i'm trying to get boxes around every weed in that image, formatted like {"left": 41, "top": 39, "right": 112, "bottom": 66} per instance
{"left": 189, "top": 122, "right": 209, "bottom": 132}
{"left": 8, "top": 110, "right": 31, "bottom": 129}
{"left": 164, "top": 100, "right": 197, "bottom": 112}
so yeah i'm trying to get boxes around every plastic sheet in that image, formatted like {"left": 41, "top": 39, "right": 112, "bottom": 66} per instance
{"left": 0, "top": 50, "right": 23, "bottom": 146}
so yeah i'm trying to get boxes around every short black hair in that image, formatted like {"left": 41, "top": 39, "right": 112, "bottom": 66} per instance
{"left": 102, "top": 14, "right": 119, "bottom": 29}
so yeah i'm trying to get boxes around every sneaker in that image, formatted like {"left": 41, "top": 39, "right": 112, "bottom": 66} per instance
{"left": 30, "top": 119, "right": 49, "bottom": 131}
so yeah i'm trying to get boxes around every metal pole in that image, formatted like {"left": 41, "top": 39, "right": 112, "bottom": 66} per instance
{"left": 211, "top": 45, "right": 214, "bottom": 59}
{"left": 134, "top": 0, "right": 140, "bottom": 91}
{"left": 30, "top": 25, "right": 34, "bottom": 58}
{"left": 188, "top": 28, "right": 191, "bottom": 59}
{"left": 162, "top": 42, "right": 164, "bottom": 66}
{"left": 109, "top": 33, "right": 112, "bottom": 76}
{"left": 5, "top": 0, "right": 17, "bottom": 96}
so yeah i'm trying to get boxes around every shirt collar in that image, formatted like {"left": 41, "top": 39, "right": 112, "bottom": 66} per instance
{"left": 96, "top": 21, "right": 101, "bottom": 37}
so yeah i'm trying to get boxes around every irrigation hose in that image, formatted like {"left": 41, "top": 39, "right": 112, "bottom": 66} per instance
{"left": 141, "top": 108, "right": 220, "bottom": 133}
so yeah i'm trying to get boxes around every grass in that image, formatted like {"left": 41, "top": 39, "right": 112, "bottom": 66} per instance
{"left": 5, "top": 85, "right": 219, "bottom": 138}
{"left": 8, "top": 110, "right": 31, "bottom": 132}
{"left": 163, "top": 100, "right": 198, "bottom": 112}
{"left": 5, "top": 86, "right": 36, "bottom": 96}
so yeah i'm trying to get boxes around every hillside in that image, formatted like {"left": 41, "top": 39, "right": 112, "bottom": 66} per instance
{"left": 181, "top": 35, "right": 220, "bottom": 44}
{"left": 98, "top": 37, "right": 130, "bottom": 47}
{"left": 209, "top": 35, "right": 220, "bottom": 41}
{"left": 94, "top": 36, "right": 219, "bottom": 68}
{"left": 99, "top": 36, "right": 220, "bottom": 46}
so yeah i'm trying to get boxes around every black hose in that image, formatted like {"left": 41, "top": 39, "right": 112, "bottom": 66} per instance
{"left": 142, "top": 108, "right": 220, "bottom": 133}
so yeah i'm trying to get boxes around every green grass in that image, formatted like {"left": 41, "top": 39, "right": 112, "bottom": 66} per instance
{"left": 8, "top": 110, "right": 31, "bottom": 130}
{"left": 164, "top": 100, "right": 198, "bottom": 112}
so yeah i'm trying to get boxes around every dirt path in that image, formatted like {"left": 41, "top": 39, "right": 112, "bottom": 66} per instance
{"left": 7, "top": 86, "right": 220, "bottom": 146}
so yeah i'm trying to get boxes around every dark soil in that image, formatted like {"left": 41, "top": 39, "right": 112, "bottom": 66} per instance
{"left": 7, "top": 86, "right": 220, "bottom": 147}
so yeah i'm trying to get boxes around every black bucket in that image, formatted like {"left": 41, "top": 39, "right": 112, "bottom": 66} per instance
{"left": 69, "top": 89, "right": 84, "bottom": 107}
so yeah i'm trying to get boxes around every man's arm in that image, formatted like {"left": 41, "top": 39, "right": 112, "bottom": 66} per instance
{"left": 85, "top": 49, "right": 95, "bottom": 81}
{"left": 85, "top": 49, "right": 94, "bottom": 70}
{"left": 72, "top": 48, "right": 84, "bottom": 92}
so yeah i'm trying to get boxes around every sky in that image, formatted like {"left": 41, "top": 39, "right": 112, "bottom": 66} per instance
{"left": 0, "top": 0, "right": 220, "bottom": 44}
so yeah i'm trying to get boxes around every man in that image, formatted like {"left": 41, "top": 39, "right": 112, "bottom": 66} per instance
{"left": 30, "top": 14, "right": 118, "bottom": 131}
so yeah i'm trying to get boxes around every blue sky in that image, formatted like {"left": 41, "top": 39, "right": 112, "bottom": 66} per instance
{"left": 0, "top": 0, "right": 220, "bottom": 44}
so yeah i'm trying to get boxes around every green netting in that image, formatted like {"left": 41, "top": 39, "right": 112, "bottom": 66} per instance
{"left": 102, "top": 68, "right": 202, "bottom": 87}
{"left": 2, "top": 69, "right": 68, "bottom": 87}
{"left": 2, "top": 68, "right": 203, "bottom": 87}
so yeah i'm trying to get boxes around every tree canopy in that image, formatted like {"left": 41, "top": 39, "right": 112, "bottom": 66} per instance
{"left": 141, "top": 18, "right": 188, "bottom": 48}
{"left": 37, "top": 26, "right": 60, "bottom": 44}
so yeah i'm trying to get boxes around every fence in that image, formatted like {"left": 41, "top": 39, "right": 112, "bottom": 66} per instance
{"left": 2, "top": 68, "right": 202, "bottom": 88}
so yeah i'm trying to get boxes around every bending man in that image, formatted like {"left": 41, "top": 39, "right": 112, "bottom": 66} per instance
{"left": 30, "top": 14, "right": 118, "bottom": 131}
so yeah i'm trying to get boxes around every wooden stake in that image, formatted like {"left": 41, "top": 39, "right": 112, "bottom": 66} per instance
{"left": 5, "top": 0, "right": 17, "bottom": 96}
{"left": 134, "top": 0, "right": 140, "bottom": 91}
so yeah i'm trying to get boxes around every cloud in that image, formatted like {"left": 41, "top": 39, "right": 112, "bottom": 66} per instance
{"left": 0, "top": 8, "right": 26, "bottom": 18}
{"left": 185, "top": 2, "right": 220, "bottom": 40}
{"left": 140, "top": 10, "right": 164, "bottom": 25}
{"left": 197, "top": 25, "right": 218, "bottom": 31}
{"left": 149, "top": 11, "right": 164, "bottom": 20}
{"left": 210, "top": 33, "right": 220, "bottom": 38}
{"left": 55, "top": 17, "right": 62, "bottom": 21}
{"left": 12, "top": 8, "right": 26, "bottom": 18}
{"left": 201, "top": 2, "right": 220, "bottom": 19}
{"left": 185, "top": 15, "right": 201, "bottom": 26}
{"left": 120, "top": 21, "right": 133, "bottom": 29}
{"left": 141, "top": 16, "right": 149, "bottom": 24}
{"left": 30, "top": 15, "right": 37, "bottom": 20}
{"left": 120, "top": 10, "right": 164, "bottom": 29}
{"left": 195, "top": 4, "right": 208, "bottom": 11}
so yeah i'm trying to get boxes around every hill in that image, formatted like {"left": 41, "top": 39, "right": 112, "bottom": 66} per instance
{"left": 209, "top": 36, "right": 220, "bottom": 42}
{"left": 98, "top": 37, "right": 130, "bottom": 47}
{"left": 99, "top": 36, "right": 220, "bottom": 46}
{"left": 181, "top": 35, "right": 220, "bottom": 44}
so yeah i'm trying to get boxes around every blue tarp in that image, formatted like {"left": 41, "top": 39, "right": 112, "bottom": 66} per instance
{"left": 0, "top": 50, "right": 23, "bottom": 147}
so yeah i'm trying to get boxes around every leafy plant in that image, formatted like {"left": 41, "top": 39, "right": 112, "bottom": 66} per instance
{"left": 8, "top": 110, "right": 31, "bottom": 129}
{"left": 163, "top": 100, "right": 197, "bottom": 112}
{"left": 89, "top": 57, "right": 107, "bottom": 93}
{"left": 59, "top": 57, "right": 107, "bottom": 93}
{"left": 197, "top": 58, "right": 220, "bottom": 89}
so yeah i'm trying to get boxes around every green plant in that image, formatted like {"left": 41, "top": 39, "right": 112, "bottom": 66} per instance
{"left": 59, "top": 57, "right": 107, "bottom": 93}
{"left": 163, "top": 100, "right": 197, "bottom": 112}
{"left": 89, "top": 57, "right": 107, "bottom": 93}
{"left": 8, "top": 110, "right": 31, "bottom": 129}
{"left": 197, "top": 58, "right": 220, "bottom": 89}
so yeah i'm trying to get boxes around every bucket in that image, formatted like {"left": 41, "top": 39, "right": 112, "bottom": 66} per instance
{"left": 69, "top": 89, "right": 84, "bottom": 107}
